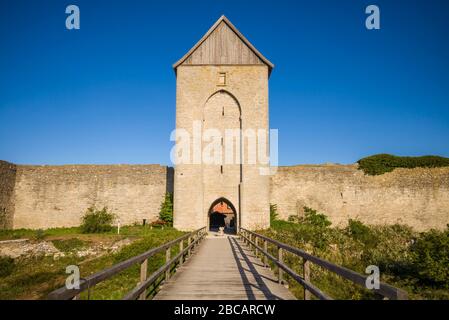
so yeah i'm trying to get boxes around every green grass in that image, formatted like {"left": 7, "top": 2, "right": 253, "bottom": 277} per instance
{"left": 259, "top": 212, "right": 449, "bottom": 300}
{"left": 0, "top": 256, "right": 15, "bottom": 277}
{"left": 0, "top": 227, "right": 80, "bottom": 241}
{"left": 0, "top": 226, "right": 185, "bottom": 300}
{"left": 0, "top": 224, "right": 169, "bottom": 241}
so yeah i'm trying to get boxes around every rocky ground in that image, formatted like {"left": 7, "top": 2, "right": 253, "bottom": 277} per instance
{"left": 0, "top": 237, "right": 134, "bottom": 260}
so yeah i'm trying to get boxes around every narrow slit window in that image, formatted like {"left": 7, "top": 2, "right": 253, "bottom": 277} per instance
{"left": 218, "top": 72, "right": 226, "bottom": 86}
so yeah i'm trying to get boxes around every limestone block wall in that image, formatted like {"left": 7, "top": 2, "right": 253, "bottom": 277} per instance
{"left": 173, "top": 65, "right": 270, "bottom": 231}
{"left": 12, "top": 164, "right": 171, "bottom": 229}
{"left": 3, "top": 160, "right": 448, "bottom": 231}
{"left": 270, "top": 165, "right": 449, "bottom": 231}
{"left": 0, "top": 161, "right": 17, "bottom": 229}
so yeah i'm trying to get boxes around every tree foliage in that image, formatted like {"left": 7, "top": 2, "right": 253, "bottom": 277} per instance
{"left": 346, "top": 219, "right": 378, "bottom": 247}
{"left": 300, "top": 207, "right": 332, "bottom": 228}
{"left": 286, "top": 207, "right": 332, "bottom": 250}
{"left": 410, "top": 226, "right": 449, "bottom": 287}
{"left": 357, "top": 154, "right": 449, "bottom": 175}
{"left": 159, "top": 193, "right": 173, "bottom": 225}
{"left": 270, "top": 204, "right": 279, "bottom": 223}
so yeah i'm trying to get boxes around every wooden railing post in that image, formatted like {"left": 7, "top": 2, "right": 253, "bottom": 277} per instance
{"left": 165, "top": 247, "right": 171, "bottom": 281}
{"left": 249, "top": 234, "right": 252, "bottom": 250}
{"left": 255, "top": 237, "right": 259, "bottom": 257}
{"left": 263, "top": 240, "right": 268, "bottom": 267}
{"left": 303, "top": 259, "right": 311, "bottom": 300}
{"left": 179, "top": 240, "right": 184, "bottom": 266}
{"left": 139, "top": 258, "right": 148, "bottom": 300}
{"left": 188, "top": 236, "right": 192, "bottom": 257}
{"left": 278, "top": 246, "right": 284, "bottom": 284}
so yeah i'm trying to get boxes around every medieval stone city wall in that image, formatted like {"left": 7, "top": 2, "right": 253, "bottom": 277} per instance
{"left": 270, "top": 165, "right": 449, "bottom": 231}
{"left": 1, "top": 161, "right": 448, "bottom": 231}
{"left": 11, "top": 164, "right": 171, "bottom": 229}
{"left": 0, "top": 161, "right": 17, "bottom": 229}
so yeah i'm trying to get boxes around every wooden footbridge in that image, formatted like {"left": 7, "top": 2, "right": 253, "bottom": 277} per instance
{"left": 48, "top": 227, "right": 407, "bottom": 300}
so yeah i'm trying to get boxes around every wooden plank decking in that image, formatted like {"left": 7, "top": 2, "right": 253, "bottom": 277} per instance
{"left": 154, "top": 234, "right": 296, "bottom": 300}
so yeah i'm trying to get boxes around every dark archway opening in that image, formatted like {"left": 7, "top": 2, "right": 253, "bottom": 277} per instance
{"left": 208, "top": 198, "right": 237, "bottom": 234}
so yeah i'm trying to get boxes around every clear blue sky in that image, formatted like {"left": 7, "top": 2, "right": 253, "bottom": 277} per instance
{"left": 1, "top": 0, "right": 448, "bottom": 165}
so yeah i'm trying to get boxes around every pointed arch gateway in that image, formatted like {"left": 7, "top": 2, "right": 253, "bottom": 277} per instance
{"left": 208, "top": 197, "right": 237, "bottom": 234}
{"left": 202, "top": 89, "right": 242, "bottom": 235}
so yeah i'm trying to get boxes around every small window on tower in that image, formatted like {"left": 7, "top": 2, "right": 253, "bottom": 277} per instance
{"left": 218, "top": 72, "right": 226, "bottom": 86}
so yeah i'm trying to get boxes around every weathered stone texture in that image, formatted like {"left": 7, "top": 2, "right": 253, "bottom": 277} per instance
{"left": 0, "top": 161, "right": 17, "bottom": 229}
{"left": 270, "top": 165, "right": 449, "bottom": 231}
{"left": 12, "top": 164, "right": 169, "bottom": 229}
{"left": 173, "top": 65, "right": 270, "bottom": 231}
{"left": 2, "top": 161, "right": 449, "bottom": 231}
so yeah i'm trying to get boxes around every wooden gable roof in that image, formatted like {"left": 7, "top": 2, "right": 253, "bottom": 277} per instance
{"left": 173, "top": 15, "right": 274, "bottom": 75}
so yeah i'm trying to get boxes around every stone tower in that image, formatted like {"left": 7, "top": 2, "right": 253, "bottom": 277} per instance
{"left": 172, "top": 15, "right": 274, "bottom": 231}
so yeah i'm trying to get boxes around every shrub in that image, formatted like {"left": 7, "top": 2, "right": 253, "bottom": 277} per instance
{"left": 357, "top": 154, "right": 449, "bottom": 175}
{"left": 0, "top": 257, "right": 15, "bottom": 278}
{"left": 410, "top": 227, "right": 449, "bottom": 287}
{"left": 288, "top": 207, "right": 333, "bottom": 251}
{"left": 346, "top": 219, "right": 378, "bottom": 247}
{"left": 159, "top": 193, "right": 173, "bottom": 225}
{"left": 80, "top": 206, "right": 115, "bottom": 234}
{"left": 34, "top": 229, "right": 46, "bottom": 240}
{"left": 270, "top": 204, "right": 279, "bottom": 222}
{"left": 300, "top": 207, "right": 332, "bottom": 229}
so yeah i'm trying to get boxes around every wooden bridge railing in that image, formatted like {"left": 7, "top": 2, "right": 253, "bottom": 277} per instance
{"left": 47, "top": 227, "right": 207, "bottom": 300}
{"left": 239, "top": 228, "right": 408, "bottom": 300}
